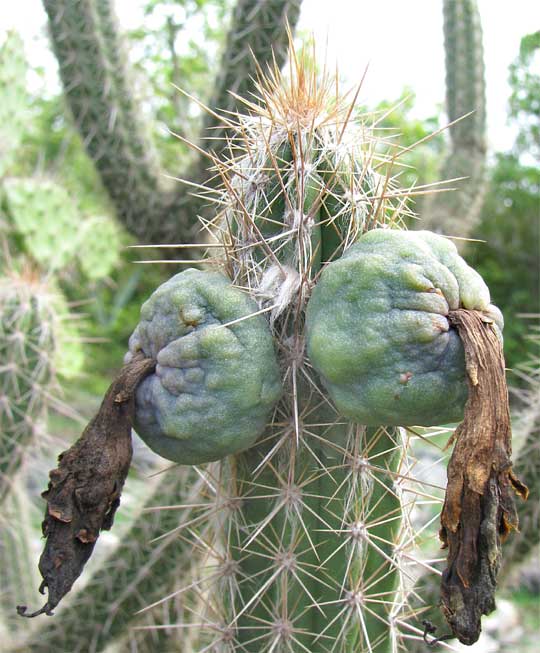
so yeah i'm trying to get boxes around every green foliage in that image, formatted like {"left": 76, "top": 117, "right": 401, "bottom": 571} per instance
{"left": 13, "top": 94, "right": 111, "bottom": 216}
{"left": 508, "top": 31, "right": 540, "bottom": 160}
{"left": 3, "top": 178, "right": 81, "bottom": 270}
{"left": 126, "top": 0, "right": 230, "bottom": 169}
{"left": 77, "top": 215, "right": 121, "bottom": 280}
{"left": 0, "top": 32, "right": 29, "bottom": 178}
{"left": 361, "top": 89, "right": 445, "bottom": 196}
{"left": 470, "top": 31, "right": 540, "bottom": 370}
{"left": 469, "top": 154, "right": 539, "bottom": 370}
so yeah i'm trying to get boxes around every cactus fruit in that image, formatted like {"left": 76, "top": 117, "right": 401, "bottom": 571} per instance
{"left": 0, "top": 268, "right": 57, "bottom": 504}
{"left": 306, "top": 229, "right": 503, "bottom": 426}
{"left": 127, "top": 269, "right": 282, "bottom": 464}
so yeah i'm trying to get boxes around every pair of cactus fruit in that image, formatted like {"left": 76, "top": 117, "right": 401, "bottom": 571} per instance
{"left": 128, "top": 228, "right": 502, "bottom": 465}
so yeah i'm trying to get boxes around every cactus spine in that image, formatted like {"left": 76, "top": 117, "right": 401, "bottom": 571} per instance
{"left": 158, "top": 55, "right": 417, "bottom": 652}
{"left": 421, "top": 0, "right": 487, "bottom": 239}
{"left": 0, "top": 269, "right": 58, "bottom": 504}
{"left": 500, "top": 333, "right": 540, "bottom": 578}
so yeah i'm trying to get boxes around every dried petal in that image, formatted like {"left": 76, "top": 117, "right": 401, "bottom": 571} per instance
{"left": 439, "top": 309, "right": 528, "bottom": 645}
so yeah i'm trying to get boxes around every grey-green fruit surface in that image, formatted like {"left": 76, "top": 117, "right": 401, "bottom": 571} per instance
{"left": 306, "top": 229, "right": 503, "bottom": 426}
{"left": 126, "top": 269, "right": 282, "bottom": 464}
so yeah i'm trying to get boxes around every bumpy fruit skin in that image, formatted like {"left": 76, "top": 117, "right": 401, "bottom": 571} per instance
{"left": 306, "top": 229, "right": 503, "bottom": 426}
{"left": 126, "top": 269, "right": 282, "bottom": 464}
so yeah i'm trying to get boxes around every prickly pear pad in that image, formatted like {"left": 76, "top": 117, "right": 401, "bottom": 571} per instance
{"left": 306, "top": 229, "right": 503, "bottom": 426}
{"left": 126, "top": 269, "right": 282, "bottom": 463}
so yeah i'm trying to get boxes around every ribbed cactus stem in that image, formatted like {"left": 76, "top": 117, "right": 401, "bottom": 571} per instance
{"left": 42, "top": 0, "right": 172, "bottom": 242}
{"left": 500, "top": 352, "right": 540, "bottom": 579}
{"left": 0, "top": 32, "right": 29, "bottom": 179}
{"left": 0, "top": 270, "right": 57, "bottom": 504}
{"left": 0, "top": 483, "right": 42, "bottom": 636}
{"left": 42, "top": 0, "right": 302, "bottom": 247}
{"left": 421, "top": 0, "right": 487, "bottom": 239}
{"left": 162, "top": 54, "right": 416, "bottom": 652}
{"left": 228, "top": 423, "right": 401, "bottom": 652}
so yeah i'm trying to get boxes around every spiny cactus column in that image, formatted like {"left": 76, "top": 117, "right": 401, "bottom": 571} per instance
{"left": 500, "top": 339, "right": 540, "bottom": 579}
{"left": 421, "top": 0, "right": 487, "bottom": 239}
{"left": 0, "top": 482, "right": 42, "bottom": 635}
{"left": 156, "top": 59, "right": 418, "bottom": 653}
{"left": 0, "top": 270, "right": 58, "bottom": 504}
{"left": 42, "top": 0, "right": 302, "bottom": 248}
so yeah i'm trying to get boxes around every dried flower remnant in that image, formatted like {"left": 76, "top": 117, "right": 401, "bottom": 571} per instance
{"left": 17, "top": 354, "right": 155, "bottom": 617}
{"left": 439, "top": 309, "right": 528, "bottom": 645}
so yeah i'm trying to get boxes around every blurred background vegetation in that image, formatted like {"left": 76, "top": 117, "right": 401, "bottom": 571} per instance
{"left": 0, "top": 1, "right": 538, "bottom": 651}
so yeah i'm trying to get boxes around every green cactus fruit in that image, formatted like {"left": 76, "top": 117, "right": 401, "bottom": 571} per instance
{"left": 77, "top": 215, "right": 121, "bottom": 280}
{"left": 0, "top": 32, "right": 29, "bottom": 178}
{"left": 127, "top": 268, "right": 282, "bottom": 464}
{"left": 306, "top": 228, "right": 503, "bottom": 426}
{"left": 3, "top": 177, "right": 81, "bottom": 270}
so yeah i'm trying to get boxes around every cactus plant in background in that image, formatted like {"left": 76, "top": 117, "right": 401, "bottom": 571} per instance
{"left": 19, "top": 44, "right": 524, "bottom": 653}
{"left": 41, "top": 0, "right": 302, "bottom": 249}
{"left": 0, "top": 266, "right": 59, "bottom": 504}
{"left": 2, "top": 178, "right": 82, "bottom": 271}
{"left": 0, "top": 260, "right": 66, "bottom": 629}
{"left": 420, "top": 0, "right": 487, "bottom": 239}
{"left": 2, "top": 177, "right": 121, "bottom": 280}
